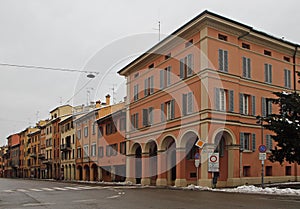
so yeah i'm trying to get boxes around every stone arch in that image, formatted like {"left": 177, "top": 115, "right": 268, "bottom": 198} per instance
{"left": 160, "top": 135, "right": 176, "bottom": 185}
{"left": 178, "top": 129, "right": 200, "bottom": 148}
{"left": 91, "top": 163, "right": 98, "bottom": 181}
{"left": 212, "top": 128, "right": 236, "bottom": 145}
{"left": 84, "top": 164, "right": 90, "bottom": 181}
{"left": 77, "top": 165, "right": 83, "bottom": 180}
{"left": 128, "top": 142, "right": 143, "bottom": 155}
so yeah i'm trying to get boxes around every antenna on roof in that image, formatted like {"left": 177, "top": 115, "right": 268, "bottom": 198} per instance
{"left": 110, "top": 84, "right": 117, "bottom": 104}
{"left": 153, "top": 21, "right": 161, "bottom": 42}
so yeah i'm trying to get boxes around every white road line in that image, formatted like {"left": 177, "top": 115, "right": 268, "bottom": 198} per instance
{"left": 107, "top": 195, "right": 120, "bottom": 199}
{"left": 52, "top": 187, "right": 68, "bottom": 191}
{"left": 17, "top": 189, "right": 28, "bottom": 192}
{"left": 73, "top": 199, "right": 96, "bottom": 203}
{"left": 41, "top": 188, "right": 55, "bottom": 191}
{"left": 77, "top": 186, "right": 94, "bottom": 190}
{"left": 30, "top": 188, "right": 43, "bottom": 192}
{"left": 3, "top": 190, "right": 14, "bottom": 193}
{"left": 23, "top": 203, "right": 55, "bottom": 207}
{"left": 64, "top": 187, "right": 81, "bottom": 190}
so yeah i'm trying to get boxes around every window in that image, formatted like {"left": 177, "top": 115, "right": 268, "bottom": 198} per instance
{"left": 215, "top": 88, "right": 227, "bottom": 112}
{"left": 77, "top": 147, "right": 82, "bottom": 158}
{"left": 218, "top": 49, "right": 228, "bottom": 72}
{"left": 111, "top": 144, "right": 118, "bottom": 156}
{"left": 83, "top": 145, "right": 89, "bottom": 157}
{"left": 142, "top": 107, "right": 154, "bottom": 127}
{"left": 84, "top": 127, "right": 88, "bottom": 137}
{"left": 160, "top": 66, "right": 172, "bottom": 89}
{"left": 106, "top": 145, "right": 111, "bottom": 157}
{"left": 119, "top": 118, "right": 126, "bottom": 131}
{"left": 262, "top": 97, "right": 272, "bottom": 117}
{"left": 218, "top": 34, "right": 228, "bottom": 41}
{"left": 144, "top": 76, "right": 154, "bottom": 96}
{"left": 98, "top": 146, "right": 104, "bottom": 158}
{"left": 243, "top": 166, "right": 251, "bottom": 177}
{"left": 134, "top": 72, "right": 139, "bottom": 78}
{"left": 92, "top": 123, "right": 96, "bottom": 135}
{"left": 239, "top": 94, "right": 256, "bottom": 116}
{"left": 242, "top": 43, "right": 250, "bottom": 50}
{"left": 148, "top": 63, "right": 154, "bottom": 69}
{"left": 266, "top": 134, "right": 273, "bottom": 151}
{"left": 98, "top": 126, "right": 103, "bottom": 138}
{"left": 120, "top": 142, "right": 126, "bottom": 155}
{"left": 166, "top": 100, "right": 175, "bottom": 120}
{"left": 264, "top": 64, "right": 272, "bottom": 83}
{"left": 240, "top": 133, "right": 256, "bottom": 151}
{"left": 284, "top": 56, "right": 291, "bottom": 62}
{"left": 185, "top": 39, "right": 193, "bottom": 48}
{"left": 285, "top": 166, "right": 292, "bottom": 176}
{"left": 242, "top": 57, "right": 251, "bottom": 79}
{"left": 165, "top": 53, "right": 171, "bottom": 60}
{"left": 182, "top": 92, "right": 194, "bottom": 115}
{"left": 284, "top": 69, "right": 291, "bottom": 88}
{"left": 266, "top": 166, "right": 272, "bottom": 176}
{"left": 131, "top": 113, "right": 139, "bottom": 130}
{"left": 180, "top": 54, "right": 194, "bottom": 79}
{"left": 91, "top": 143, "right": 96, "bottom": 156}
{"left": 264, "top": 50, "right": 272, "bottom": 56}
{"left": 134, "top": 84, "right": 139, "bottom": 101}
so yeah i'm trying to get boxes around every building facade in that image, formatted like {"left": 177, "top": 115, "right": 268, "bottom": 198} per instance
{"left": 118, "top": 10, "right": 300, "bottom": 187}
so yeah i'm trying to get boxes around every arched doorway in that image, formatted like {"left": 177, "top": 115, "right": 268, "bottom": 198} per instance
{"left": 161, "top": 136, "right": 176, "bottom": 186}
{"left": 91, "top": 164, "right": 98, "bottom": 181}
{"left": 146, "top": 141, "right": 157, "bottom": 185}
{"left": 135, "top": 145, "right": 142, "bottom": 184}
{"left": 84, "top": 165, "right": 90, "bottom": 181}
{"left": 77, "top": 165, "right": 83, "bottom": 180}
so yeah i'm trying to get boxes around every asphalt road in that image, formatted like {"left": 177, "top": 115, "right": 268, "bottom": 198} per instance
{"left": 0, "top": 178, "right": 299, "bottom": 209}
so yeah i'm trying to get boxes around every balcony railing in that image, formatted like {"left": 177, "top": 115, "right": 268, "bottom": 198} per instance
{"left": 38, "top": 153, "right": 45, "bottom": 159}
{"left": 42, "top": 159, "right": 52, "bottom": 164}
{"left": 60, "top": 144, "right": 71, "bottom": 151}
{"left": 29, "top": 153, "right": 37, "bottom": 158}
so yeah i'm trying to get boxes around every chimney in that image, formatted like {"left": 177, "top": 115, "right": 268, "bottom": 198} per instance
{"left": 96, "top": 100, "right": 101, "bottom": 108}
{"left": 106, "top": 94, "right": 111, "bottom": 105}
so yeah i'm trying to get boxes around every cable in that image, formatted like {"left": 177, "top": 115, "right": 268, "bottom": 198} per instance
{"left": 0, "top": 62, "right": 99, "bottom": 74}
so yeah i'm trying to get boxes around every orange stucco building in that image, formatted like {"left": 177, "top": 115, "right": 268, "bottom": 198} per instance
{"left": 118, "top": 10, "right": 300, "bottom": 187}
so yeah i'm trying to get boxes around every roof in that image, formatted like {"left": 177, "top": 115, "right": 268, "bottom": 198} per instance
{"left": 118, "top": 10, "right": 299, "bottom": 76}
{"left": 96, "top": 108, "right": 125, "bottom": 124}
{"left": 49, "top": 104, "right": 72, "bottom": 113}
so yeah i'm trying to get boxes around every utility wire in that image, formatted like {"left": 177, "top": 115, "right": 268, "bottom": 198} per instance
{"left": 0, "top": 62, "right": 99, "bottom": 74}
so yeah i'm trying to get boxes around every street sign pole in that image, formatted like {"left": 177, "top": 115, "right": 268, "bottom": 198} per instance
{"left": 261, "top": 160, "right": 264, "bottom": 189}
{"left": 194, "top": 153, "right": 200, "bottom": 186}
{"left": 258, "top": 145, "right": 267, "bottom": 189}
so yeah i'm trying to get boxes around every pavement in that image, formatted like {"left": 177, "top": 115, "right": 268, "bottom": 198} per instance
{"left": 1, "top": 178, "right": 300, "bottom": 209}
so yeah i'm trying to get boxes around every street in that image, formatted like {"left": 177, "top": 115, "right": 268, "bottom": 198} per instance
{"left": 0, "top": 178, "right": 300, "bottom": 209}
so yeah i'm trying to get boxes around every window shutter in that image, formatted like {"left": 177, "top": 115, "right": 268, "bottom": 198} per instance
{"left": 288, "top": 69, "right": 291, "bottom": 88}
{"left": 144, "top": 79, "right": 148, "bottom": 96}
{"left": 252, "top": 133, "right": 256, "bottom": 152}
{"left": 136, "top": 113, "right": 139, "bottom": 129}
{"left": 239, "top": 93, "right": 244, "bottom": 114}
{"left": 142, "top": 109, "right": 148, "bottom": 126}
{"left": 131, "top": 115, "right": 134, "bottom": 130}
{"left": 266, "top": 135, "right": 269, "bottom": 150}
{"left": 229, "top": 90, "right": 234, "bottom": 112}
{"left": 182, "top": 94, "right": 187, "bottom": 116}
{"left": 167, "top": 66, "right": 171, "bottom": 86}
{"left": 160, "top": 103, "right": 165, "bottom": 122}
{"left": 268, "top": 100, "right": 272, "bottom": 115}
{"left": 187, "top": 92, "right": 193, "bottom": 113}
{"left": 149, "top": 107, "right": 154, "bottom": 125}
{"left": 264, "top": 64, "right": 268, "bottom": 82}
{"left": 240, "top": 133, "right": 244, "bottom": 150}
{"left": 180, "top": 58, "right": 185, "bottom": 79}
{"left": 171, "top": 99, "right": 175, "bottom": 119}
{"left": 269, "top": 65, "right": 272, "bottom": 83}
{"left": 242, "top": 57, "right": 247, "bottom": 77}
{"left": 284, "top": 69, "right": 287, "bottom": 87}
{"left": 160, "top": 70, "right": 164, "bottom": 89}
{"left": 150, "top": 76, "right": 154, "bottom": 94}
{"left": 187, "top": 54, "right": 194, "bottom": 76}
{"left": 218, "top": 49, "right": 223, "bottom": 71}
{"left": 247, "top": 58, "right": 251, "bottom": 78}
{"left": 262, "top": 97, "right": 266, "bottom": 117}
{"left": 251, "top": 95, "right": 256, "bottom": 116}
{"left": 215, "top": 88, "right": 220, "bottom": 111}
{"left": 224, "top": 50, "right": 228, "bottom": 72}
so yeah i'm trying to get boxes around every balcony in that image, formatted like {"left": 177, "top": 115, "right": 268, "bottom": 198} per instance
{"left": 42, "top": 159, "right": 52, "bottom": 164}
{"left": 38, "top": 153, "right": 45, "bottom": 159}
{"left": 29, "top": 153, "right": 37, "bottom": 158}
{"left": 60, "top": 144, "right": 71, "bottom": 152}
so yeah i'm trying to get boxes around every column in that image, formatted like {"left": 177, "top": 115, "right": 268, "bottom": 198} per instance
{"left": 125, "top": 154, "right": 136, "bottom": 184}
{"left": 141, "top": 152, "right": 150, "bottom": 186}
{"left": 175, "top": 148, "right": 187, "bottom": 187}
{"left": 227, "top": 144, "right": 241, "bottom": 187}
{"left": 98, "top": 166, "right": 102, "bottom": 181}
{"left": 199, "top": 144, "right": 214, "bottom": 187}
{"left": 156, "top": 150, "right": 167, "bottom": 186}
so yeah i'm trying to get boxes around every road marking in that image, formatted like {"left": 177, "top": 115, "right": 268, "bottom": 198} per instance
{"left": 41, "top": 188, "right": 54, "bottom": 191}
{"left": 77, "top": 186, "right": 94, "bottom": 190}
{"left": 17, "top": 189, "right": 28, "bottom": 192}
{"left": 52, "top": 187, "right": 68, "bottom": 191}
{"left": 64, "top": 187, "right": 81, "bottom": 190}
{"left": 73, "top": 199, "right": 96, "bottom": 203}
{"left": 107, "top": 195, "right": 120, "bottom": 199}
{"left": 3, "top": 190, "right": 14, "bottom": 193}
{"left": 30, "top": 188, "right": 43, "bottom": 192}
{"left": 23, "top": 203, "right": 55, "bottom": 207}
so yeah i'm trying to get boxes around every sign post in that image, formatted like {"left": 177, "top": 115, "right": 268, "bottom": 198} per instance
{"left": 208, "top": 153, "right": 219, "bottom": 172}
{"left": 194, "top": 153, "right": 200, "bottom": 186}
{"left": 258, "top": 145, "right": 267, "bottom": 189}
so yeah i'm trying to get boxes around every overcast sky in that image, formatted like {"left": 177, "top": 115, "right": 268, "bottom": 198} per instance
{"left": 0, "top": 0, "right": 299, "bottom": 146}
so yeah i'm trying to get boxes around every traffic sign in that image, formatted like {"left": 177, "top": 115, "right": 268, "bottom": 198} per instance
{"left": 195, "top": 139, "right": 205, "bottom": 148}
{"left": 208, "top": 153, "right": 219, "bottom": 172}
{"left": 194, "top": 153, "right": 200, "bottom": 159}
{"left": 258, "top": 145, "right": 267, "bottom": 153}
{"left": 259, "top": 153, "right": 267, "bottom": 160}
{"left": 194, "top": 159, "right": 200, "bottom": 168}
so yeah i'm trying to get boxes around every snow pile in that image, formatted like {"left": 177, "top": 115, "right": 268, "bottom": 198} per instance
{"left": 185, "top": 184, "right": 300, "bottom": 196}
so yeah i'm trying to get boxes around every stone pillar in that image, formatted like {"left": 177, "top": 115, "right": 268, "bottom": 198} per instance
{"left": 227, "top": 144, "right": 241, "bottom": 187}
{"left": 199, "top": 144, "right": 215, "bottom": 187}
{"left": 175, "top": 148, "right": 187, "bottom": 187}
{"left": 125, "top": 154, "right": 136, "bottom": 184}
{"left": 156, "top": 150, "right": 167, "bottom": 186}
{"left": 111, "top": 166, "right": 116, "bottom": 182}
{"left": 141, "top": 153, "right": 150, "bottom": 186}
{"left": 98, "top": 166, "right": 102, "bottom": 181}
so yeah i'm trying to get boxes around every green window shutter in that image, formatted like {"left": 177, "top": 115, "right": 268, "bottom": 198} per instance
{"left": 144, "top": 79, "right": 148, "bottom": 96}
{"left": 229, "top": 90, "right": 234, "bottom": 112}
{"left": 136, "top": 113, "right": 139, "bottom": 129}
{"left": 240, "top": 133, "right": 244, "bottom": 150}
{"left": 182, "top": 94, "right": 187, "bottom": 116}
{"left": 160, "top": 70, "right": 164, "bottom": 89}
{"left": 180, "top": 58, "right": 185, "bottom": 79}
{"left": 247, "top": 58, "right": 251, "bottom": 78}
{"left": 218, "top": 49, "right": 223, "bottom": 71}
{"left": 252, "top": 133, "right": 256, "bottom": 152}
{"left": 150, "top": 76, "right": 154, "bottom": 94}
{"left": 142, "top": 109, "right": 148, "bottom": 127}
{"left": 171, "top": 99, "right": 175, "bottom": 119}
{"left": 284, "top": 69, "right": 287, "bottom": 87}
{"left": 262, "top": 97, "right": 266, "bottom": 117}
{"left": 167, "top": 66, "right": 171, "bottom": 86}
{"left": 242, "top": 57, "right": 247, "bottom": 77}
{"left": 224, "top": 50, "right": 228, "bottom": 72}
{"left": 160, "top": 103, "right": 165, "bottom": 122}
{"left": 187, "top": 54, "right": 194, "bottom": 76}
{"left": 187, "top": 92, "right": 193, "bottom": 113}
{"left": 251, "top": 95, "right": 256, "bottom": 116}
{"left": 269, "top": 65, "right": 272, "bottom": 83}
{"left": 215, "top": 88, "right": 220, "bottom": 111}
{"left": 268, "top": 100, "right": 272, "bottom": 115}
{"left": 239, "top": 93, "right": 244, "bottom": 114}
{"left": 264, "top": 64, "right": 268, "bottom": 82}
{"left": 149, "top": 107, "right": 154, "bottom": 125}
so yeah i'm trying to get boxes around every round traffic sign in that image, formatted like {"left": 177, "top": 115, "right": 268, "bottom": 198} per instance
{"left": 258, "top": 145, "right": 267, "bottom": 153}
{"left": 194, "top": 153, "right": 200, "bottom": 159}
{"left": 210, "top": 155, "right": 218, "bottom": 163}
